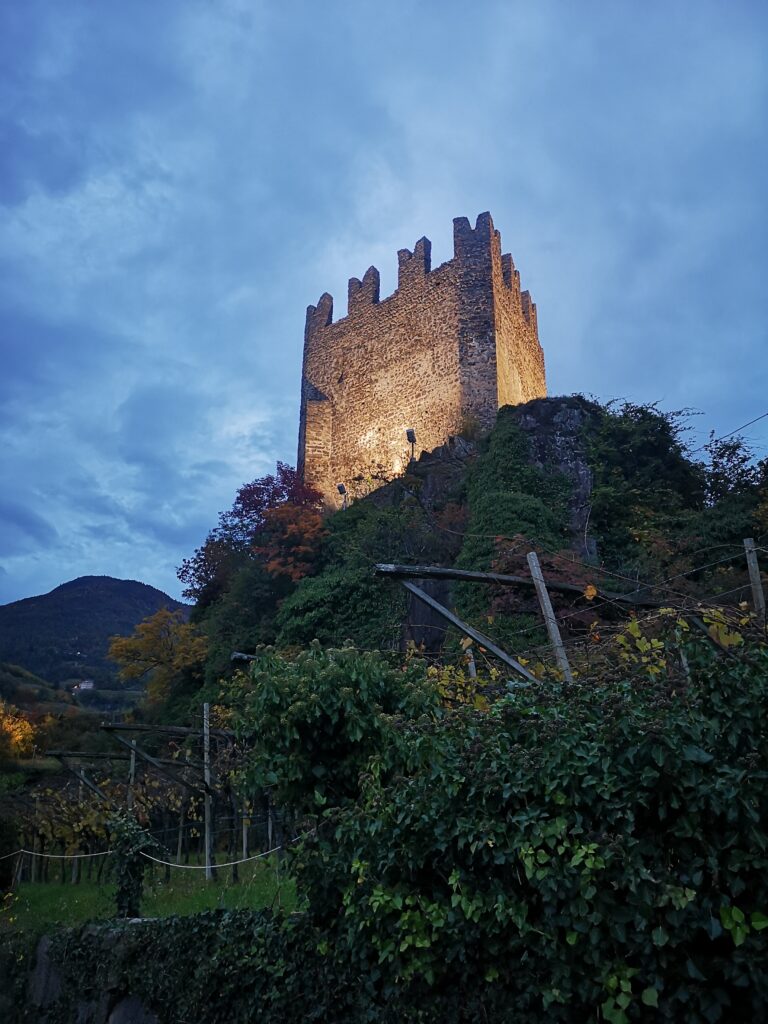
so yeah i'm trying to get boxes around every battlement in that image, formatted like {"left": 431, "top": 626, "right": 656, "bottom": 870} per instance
{"left": 452, "top": 210, "right": 496, "bottom": 245}
{"left": 397, "top": 236, "right": 431, "bottom": 288}
{"left": 347, "top": 266, "right": 380, "bottom": 315}
{"left": 306, "top": 213, "right": 518, "bottom": 331}
{"left": 299, "top": 213, "right": 546, "bottom": 504}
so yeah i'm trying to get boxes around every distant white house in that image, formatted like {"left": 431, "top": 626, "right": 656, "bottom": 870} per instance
{"left": 73, "top": 680, "right": 95, "bottom": 692}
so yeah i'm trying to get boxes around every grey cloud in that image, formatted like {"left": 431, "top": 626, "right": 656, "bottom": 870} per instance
{"left": 0, "top": 303, "right": 136, "bottom": 410}
{"left": 0, "top": 500, "right": 59, "bottom": 556}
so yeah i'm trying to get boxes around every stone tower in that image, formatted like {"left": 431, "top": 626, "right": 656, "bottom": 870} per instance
{"left": 298, "top": 212, "right": 546, "bottom": 505}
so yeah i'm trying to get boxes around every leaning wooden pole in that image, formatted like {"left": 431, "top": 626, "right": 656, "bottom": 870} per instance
{"left": 526, "top": 551, "right": 574, "bottom": 683}
{"left": 744, "top": 538, "right": 766, "bottom": 627}
{"left": 401, "top": 580, "right": 537, "bottom": 683}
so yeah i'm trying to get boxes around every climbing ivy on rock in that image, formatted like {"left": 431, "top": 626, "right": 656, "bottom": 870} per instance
{"left": 452, "top": 406, "right": 572, "bottom": 646}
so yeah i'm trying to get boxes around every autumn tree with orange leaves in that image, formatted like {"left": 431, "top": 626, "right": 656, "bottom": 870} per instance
{"left": 109, "top": 608, "right": 208, "bottom": 705}
{"left": 0, "top": 699, "right": 35, "bottom": 762}
{"left": 253, "top": 503, "right": 327, "bottom": 581}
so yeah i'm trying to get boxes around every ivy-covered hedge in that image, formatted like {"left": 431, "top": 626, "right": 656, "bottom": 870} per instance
{"left": 19, "top": 910, "right": 374, "bottom": 1024}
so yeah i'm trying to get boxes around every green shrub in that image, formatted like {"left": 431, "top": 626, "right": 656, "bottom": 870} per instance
{"left": 228, "top": 644, "right": 440, "bottom": 816}
{"left": 292, "top": 633, "right": 768, "bottom": 1022}
{"left": 19, "top": 910, "right": 373, "bottom": 1024}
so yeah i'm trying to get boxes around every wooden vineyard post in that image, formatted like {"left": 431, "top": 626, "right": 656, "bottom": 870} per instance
{"left": 176, "top": 798, "right": 186, "bottom": 865}
{"left": 127, "top": 741, "right": 136, "bottom": 810}
{"left": 31, "top": 797, "right": 39, "bottom": 884}
{"left": 176, "top": 750, "right": 189, "bottom": 864}
{"left": 526, "top": 551, "right": 574, "bottom": 683}
{"left": 203, "top": 703, "right": 214, "bottom": 881}
{"left": 744, "top": 538, "right": 766, "bottom": 627}
{"left": 461, "top": 637, "right": 477, "bottom": 678}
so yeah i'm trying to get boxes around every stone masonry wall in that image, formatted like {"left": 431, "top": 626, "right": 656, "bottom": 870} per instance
{"left": 298, "top": 213, "right": 546, "bottom": 505}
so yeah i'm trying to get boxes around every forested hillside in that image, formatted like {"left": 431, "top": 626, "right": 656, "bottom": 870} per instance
{"left": 0, "top": 576, "right": 189, "bottom": 685}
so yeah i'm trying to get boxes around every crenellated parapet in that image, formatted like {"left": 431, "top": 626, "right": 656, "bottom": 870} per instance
{"left": 521, "top": 290, "right": 537, "bottom": 331}
{"left": 347, "top": 266, "right": 380, "bottom": 315}
{"left": 298, "top": 213, "right": 546, "bottom": 505}
{"left": 397, "top": 236, "right": 431, "bottom": 288}
{"left": 304, "top": 291, "right": 334, "bottom": 335}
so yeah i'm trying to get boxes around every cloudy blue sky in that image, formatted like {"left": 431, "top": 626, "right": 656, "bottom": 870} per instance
{"left": 1, "top": 0, "right": 766, "bottom": 605}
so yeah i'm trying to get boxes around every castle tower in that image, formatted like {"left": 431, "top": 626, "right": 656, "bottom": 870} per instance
{"left": 298, "top": 212, "right": 546, "bottom": 505}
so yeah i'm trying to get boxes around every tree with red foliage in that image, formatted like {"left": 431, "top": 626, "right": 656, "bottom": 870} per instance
{"left": 178, "top": 463, "right": 323, "bottom": 606}
{"left": 219, "top": 463, "right": 322, "bottom": 542}
{"left": 253, "top": 504, "right": 327, "bottom": 581}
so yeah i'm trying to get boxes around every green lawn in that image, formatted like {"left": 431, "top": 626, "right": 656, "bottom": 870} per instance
{"left": 1, "top": 855, "right": 296, "bottom": 936}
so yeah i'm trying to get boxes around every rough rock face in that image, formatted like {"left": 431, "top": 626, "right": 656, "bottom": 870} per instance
{"left": 371, "top": 395, "right": 598, "bottom": 558}
{"left": 27, "top": 927, "right": 159, "bottom": 1024}
{"left": 364, "top": 398, "right": 599, "bottom": 650}
{"left": 372, "top": 433, "right": 479, "bottom": 510}
{"left": 506, "top": 396, "right": 598, "bottom": 558}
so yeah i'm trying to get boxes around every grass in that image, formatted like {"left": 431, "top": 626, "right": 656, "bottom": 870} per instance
{"left": 1, "top": 855, "right": 297, "bottom": 936}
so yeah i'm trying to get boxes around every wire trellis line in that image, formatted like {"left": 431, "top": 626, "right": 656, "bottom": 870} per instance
{"left": 139, "top": 831, "right": 312, "bottom": 870}
{"left": 0, "top": 847, "right": 113, "bottom": 861}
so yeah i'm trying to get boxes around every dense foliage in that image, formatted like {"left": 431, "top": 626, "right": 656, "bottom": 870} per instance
{"left": 449, "top": 399, "right": 767, "bottom": 657}
{"left": 15, "top": 624, "right": 768, "bottom": 1023}
{"left": 227, "top": 643, "right": 440, "bottom": 815}
{"left": 243, "top": 624, "right": 768, "bottom": 1022}
{"left": 451, "top": 405, "right": 572, "bottom": 650}
{"left": 274, "top": 497, "right": 455, "bottom": 651}
{"left": 178, "top": 462, "right": 323, "bottom": 609}
{"left": 19, "top": 910, "right": 373, "bottom": 1024}
{"left": 312, "top": 642, "right": 768, "bottom": 1020}
{"left": 110, "top": 813, "right": 160, "bottom": 918}
{"left": 0, "top": 701, "right": 35, "bottom": 762}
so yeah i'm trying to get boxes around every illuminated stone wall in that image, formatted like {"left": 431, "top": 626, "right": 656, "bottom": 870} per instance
{"left": 298, "top": 212, "right": 546, "bottom": 506}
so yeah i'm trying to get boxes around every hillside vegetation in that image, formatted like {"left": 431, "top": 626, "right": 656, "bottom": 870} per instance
{"left": 0, "top": 576, "right": 188, "bottom": 685}
{"left": 159, "top": 396, "right": 767, "bottom": 709}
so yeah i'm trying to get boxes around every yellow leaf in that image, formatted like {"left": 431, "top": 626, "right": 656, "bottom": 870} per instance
{"left": 584, "top": 584, "right": 598, "bottom": 600}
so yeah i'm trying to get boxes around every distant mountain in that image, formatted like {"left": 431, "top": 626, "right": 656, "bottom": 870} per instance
{"left": 0, "top": 576, "right": 189, "bottom": 684}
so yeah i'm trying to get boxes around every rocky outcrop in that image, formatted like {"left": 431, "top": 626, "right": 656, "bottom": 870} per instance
{"left": 506, "top": 396, "right": 599, "bottom": 558}
{"left": 27, "top": 926, "right": 159, "bottom": 1024}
